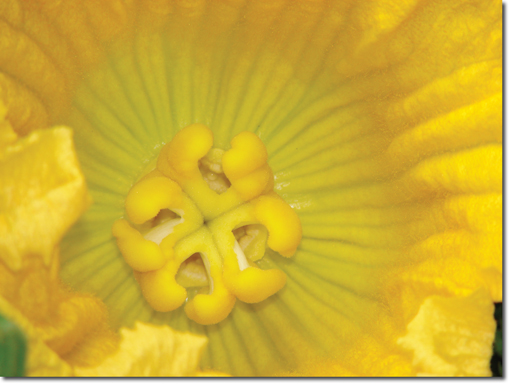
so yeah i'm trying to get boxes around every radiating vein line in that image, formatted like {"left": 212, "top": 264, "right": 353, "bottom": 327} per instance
{"left": 78, "top": 82, "right": 148, "bottom": 155}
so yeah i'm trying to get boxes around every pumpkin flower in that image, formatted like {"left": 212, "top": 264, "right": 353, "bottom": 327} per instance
{"left": 0, "top": 0, "right": 501, "bottom": 377}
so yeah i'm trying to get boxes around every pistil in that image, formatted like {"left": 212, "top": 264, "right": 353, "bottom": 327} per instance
{"left": 112, "top": 124, "right": 302, "bottom": 325}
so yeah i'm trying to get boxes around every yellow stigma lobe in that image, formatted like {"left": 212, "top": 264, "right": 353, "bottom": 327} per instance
{"left": 159, "top": 123, "right": 213, "bottom": 178}
{"left": 174, "top": 227, "right": 236, "bottom": 325}
{"left": 157, "top": 125, "right": 244, "bottom": 220}
{"left": 125, "top": 174, "right": 183, "bottom": 224}
{"left": 135, "top": 259, "right": 187, "bottom": 312}
{"left": 112, "top": 219, "right": 166, "bottom": 272}
{"left": 184, "top": 267, "right": 236, "bottom": 325}
{"left": 222, "top": 131, "right": 268, "bottom": 180}
{"left": 252, "top": 193, "right": 302, "bottom": 257}
{"left": 222, "top": 131, "right": 274, "bottom": 201}
{"left": 207, "top": 203, "right": 293, "bottom": 304}
{"left": 223, "top": 250, "right": 287, "bottom": 304}
{"left": 113, "top": 125, "right": 302, "bottom": 325}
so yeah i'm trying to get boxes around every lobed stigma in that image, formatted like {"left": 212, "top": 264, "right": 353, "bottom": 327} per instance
{"left": 112, "top": 124, "right": 302, "bottom": 325}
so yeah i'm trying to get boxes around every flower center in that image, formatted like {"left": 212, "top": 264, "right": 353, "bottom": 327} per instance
{"left": 112, "top": 124, "right": 302, "bottom": 325}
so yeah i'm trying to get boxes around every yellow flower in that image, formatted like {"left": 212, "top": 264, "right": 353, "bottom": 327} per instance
{"left": 0, "top": 0, "right": 501, "bottom": 377}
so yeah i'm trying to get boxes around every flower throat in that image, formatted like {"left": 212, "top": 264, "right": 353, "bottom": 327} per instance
{"left": 112, "top": 124, "right": 302, "bottom": 325}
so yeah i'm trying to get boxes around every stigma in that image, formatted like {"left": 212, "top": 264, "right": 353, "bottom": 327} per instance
{"left": 112, "top": 124, "right": 302, "bottom": 325}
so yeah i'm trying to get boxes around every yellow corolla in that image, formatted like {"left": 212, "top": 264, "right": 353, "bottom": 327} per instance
{"left": 0, "top": 0, "right": 502, "bottom": 377}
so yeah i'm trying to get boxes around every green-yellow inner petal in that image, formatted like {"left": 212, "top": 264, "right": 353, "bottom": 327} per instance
{"left": 59, "top": 26, "right": 383, "bottom": 375}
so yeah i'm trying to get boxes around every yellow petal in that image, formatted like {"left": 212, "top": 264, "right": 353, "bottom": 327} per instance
{"left": 0, "top": 297, "right": 73, "bottom": 377}
{"left": 0, "top": 126, "right": 118, "bottom": 370}
{"left": 0, "top": 127, "right": 90, "bottom": 271}
{"left": 397, "top": 290, "right": 495, "bottom": 376}
{"left": 75, "top": 321, "right": 207, "bottom": 377}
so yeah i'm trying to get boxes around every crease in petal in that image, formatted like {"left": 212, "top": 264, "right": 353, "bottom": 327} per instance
{"left": 0, "top": 102, "right": 17, "bottom": 147}
{"left": 397, "top": 290, "right": 495, "bottom": 376}
{"left": 0, "top": 72, "right": 50, "bottom": 136}
{"left": 75, "top": 321, "right": 208, "bottom": 377}
{"left": 0, "top": 127, "right": 90, "bottom": 271}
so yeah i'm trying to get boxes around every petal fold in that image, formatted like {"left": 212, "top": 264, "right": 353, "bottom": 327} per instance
{"left": 0, "top": 127, "right": 90, "bottom": 271}
{"left": 397, "top": 290, "right": 496, "bottom": 376}
{"left": 0, "top": 297, "right": 73, "bottom": 377}
{"left": 75, "top": 322, "right": 208, "bottom": 377}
